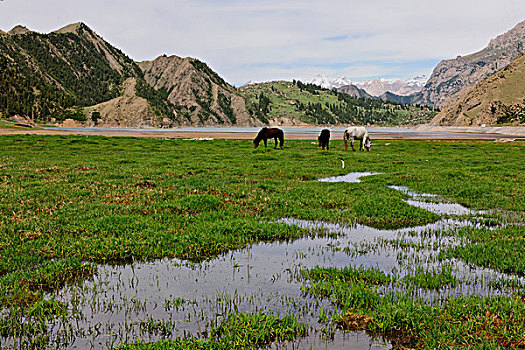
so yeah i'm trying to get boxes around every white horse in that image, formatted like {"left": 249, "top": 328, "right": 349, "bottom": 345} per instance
{"left": 343, "top": 126, "right": 371, "bottom": 151}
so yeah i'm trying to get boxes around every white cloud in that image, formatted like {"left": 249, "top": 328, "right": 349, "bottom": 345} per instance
{"left": 1, "top": 0, "right": 523, "bottom": 85}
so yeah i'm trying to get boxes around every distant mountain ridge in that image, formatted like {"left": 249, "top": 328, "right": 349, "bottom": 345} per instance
{"left": 336, "top": 84, "right": 375, "bottom": 100}
{"left": 309, "top": 75, "right": 428, "bottom": 98}
{"left": 354, "top": 76, "right": 427, "bottom": 97}
{"left": 308, "top": 75, "right": 351, "bottom": 89}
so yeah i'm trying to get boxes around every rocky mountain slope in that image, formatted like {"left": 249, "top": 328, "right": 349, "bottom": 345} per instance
{"left": 86, "top": 77, "right": 170, "bottom": 128}
{"left": 417, "top": 20, "right": 525, "bottom": 108}
{"left": 431, "top": 54, "right": 525, "bottom": 126}
{"left": 138, "top": 55, "right": 259, "bottom": 126}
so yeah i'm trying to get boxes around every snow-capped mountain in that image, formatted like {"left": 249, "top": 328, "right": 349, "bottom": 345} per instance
{"left": 354, "top": 75, "right": 427, "bottom": 96}
{"left": 307, "top": 75, "right": 428, "bottom": 96}
{"left": 406, "top": 75, "right": 428, "bottom": 88}
{"left": 308, "top": 75, "right": 352, "bottom": 89}
{"left": 240, "top": 80, "right": 260, "bottom": 87}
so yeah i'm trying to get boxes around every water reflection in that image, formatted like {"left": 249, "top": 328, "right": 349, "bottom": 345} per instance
{"left": 3, "top": 174, "right": 518, "bottom": 349}
{"left": 318, "top": 172, "right": 383, "bottom": 183}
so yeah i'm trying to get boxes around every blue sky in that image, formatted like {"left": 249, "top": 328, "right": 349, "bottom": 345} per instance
{"left": 1, "top": 0, "right": 524, "bottom": 86}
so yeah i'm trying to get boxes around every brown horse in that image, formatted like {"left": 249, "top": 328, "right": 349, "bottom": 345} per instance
{"left": 318, "top": 129, "right": 330, "bottom": 150}
{"left": 254, "top": 127, "right": 284, "bottom": 149}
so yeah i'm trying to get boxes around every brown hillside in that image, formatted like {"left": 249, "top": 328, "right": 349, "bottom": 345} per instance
{"left": 431, "top": 54, "right": 525, "bottom": 126}
{"left": 84, "top": 78, "right": 169, "bottom": 128}
{"left": 138, "top": 55, "right": 261, "bottom": 126}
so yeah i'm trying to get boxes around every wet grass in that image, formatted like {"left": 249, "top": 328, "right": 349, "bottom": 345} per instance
{"left": 444, "top": 225, "right": 525, "bottom": 276}
{"left": 0, "top": 135, "right": 524, "bottom": 348}
{"left": 301, "top": 266, "right": 525, "bottom": 348}
{"left": 119, "top": 312, "right": 308, "bottom": 349}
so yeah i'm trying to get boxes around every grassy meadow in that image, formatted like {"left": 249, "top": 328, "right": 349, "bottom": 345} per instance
{"left": 0, "top": 134, "right": 523, "bottom": 349}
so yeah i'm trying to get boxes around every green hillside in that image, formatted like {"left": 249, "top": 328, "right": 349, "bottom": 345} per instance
{"left": 0, "top": 23, "right": 171, "bottom": 122}
{"left": 240, "top": 80, "right": 437, "bottom": 125}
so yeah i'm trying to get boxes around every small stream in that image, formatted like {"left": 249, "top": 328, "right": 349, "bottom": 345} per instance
{"left": 3, "top": 173, "right": 522, "bottom": 349}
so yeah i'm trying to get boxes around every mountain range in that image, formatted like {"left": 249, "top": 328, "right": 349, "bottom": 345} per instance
{"left": 0, "top": 23, "right": 261, "bottom": 127}
{"left": 354, "top": 76, "right": 427, "bottom": 96}
{"left": 309, "top": 75, "right": 428, "bottom": 97}
{"left": 0, "top": 20, "right": 524, "bottom": 127}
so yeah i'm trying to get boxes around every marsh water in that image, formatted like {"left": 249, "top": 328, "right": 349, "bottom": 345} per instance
{"left": 5, "top": 173, "right": 523, "bottom": 349}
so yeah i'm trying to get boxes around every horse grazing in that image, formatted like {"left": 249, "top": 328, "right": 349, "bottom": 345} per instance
{"left": 254, "top": 127, "right": 284, "bottom": 149}
{"left": 343, "top": 126, "right": 371, "bottom": 151}
{"left": 318, "top": 129, "right": 330, "bottom": 150}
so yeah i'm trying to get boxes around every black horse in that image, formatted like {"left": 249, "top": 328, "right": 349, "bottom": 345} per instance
{"left": 254, "top": 127, "right": 284, "bottom": 149}
{"left": 318, "top": 129, "right": 330, "bottom": 150}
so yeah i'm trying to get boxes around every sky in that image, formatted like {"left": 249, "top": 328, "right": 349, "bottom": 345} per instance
{"left": 1, "top": 0, "right": 524, "bottom": 86}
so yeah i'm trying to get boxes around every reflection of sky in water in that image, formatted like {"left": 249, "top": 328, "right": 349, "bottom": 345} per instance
{"left": 5, "top": 174, "right": 519, "bottom": 349}
{"left": 318, "top": 172, "right": 383, "bottom": 183}
{"left": 388, "top": 185, "right": 485, "bottom": 216}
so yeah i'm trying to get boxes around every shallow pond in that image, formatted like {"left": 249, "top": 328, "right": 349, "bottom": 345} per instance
{"left": 318, "top": 172, "right": 383, "bottom": 183}
{"left": 3, "top": 174, "right": 521, "bottom": 349}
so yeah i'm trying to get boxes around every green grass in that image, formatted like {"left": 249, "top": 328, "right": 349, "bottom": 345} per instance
{"left": 119, "top": 312, "right": 308, "bottom": 350}
{"left": 444, "top": 225, "right": 525, "bottom": 276}
{"left": 0, "top": 135, "right": 523, "bottom": 348}
{"left": 302, "top": 266, "right": 525, "bottom": 348}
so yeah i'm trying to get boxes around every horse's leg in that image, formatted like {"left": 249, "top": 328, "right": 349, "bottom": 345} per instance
{"left": 344, "top": 138, "right": 348, "bottom": 151}
{"left": 327, "top": 141, "right": 329, "bottom": 150}
{"left": 351, "top": 139, "right": 355, "bottom": 151}
{"left": 359, "top": 139, "right": 363, "bottom": 151}
{"left": 264, "top": 138, "right": 267, "bottom": 148}
{"left": 274, "top": 136, "right": 278, "bottom": 149}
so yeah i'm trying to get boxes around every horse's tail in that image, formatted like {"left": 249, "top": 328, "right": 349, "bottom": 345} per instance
{"left": 279, "top": 130, "right": 284, "bottom": 148}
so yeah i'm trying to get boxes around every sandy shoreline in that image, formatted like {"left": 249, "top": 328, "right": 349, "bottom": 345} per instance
{"left": 0, "top": 125, "right": 524, "bottom": 140}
